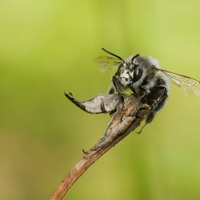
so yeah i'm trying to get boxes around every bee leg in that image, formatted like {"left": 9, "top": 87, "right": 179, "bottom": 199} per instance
{"left": 149, "top": 86, "right": 168, "bottom": 114}
{"left": 137, "top": 112, "right": 154, "bottom": 134}
{"left": 130, "top": 88, "right": 149, "bottom": 117}
{"left": 108, "top": 85, "right": 115, "bottom": 94}
{"left": 133, "top": 103, "right": 151, "bottom": 134}
{"left": 112, "top": 76, "right": 124, "bottom": 102}
{"left": 137, "top": 86, "right": 168, "bottom": 133}
{"left": 137, "top": 123, "right": 148, "bottom": 134}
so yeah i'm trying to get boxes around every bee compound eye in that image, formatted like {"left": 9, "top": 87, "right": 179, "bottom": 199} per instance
{"left": 133, "top": 66, "right": 143, "bottom": 82}
{"left": 135, "top": 67, "right": 140, "bottom": 76}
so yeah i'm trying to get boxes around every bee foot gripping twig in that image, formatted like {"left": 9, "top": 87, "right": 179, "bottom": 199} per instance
{"left": 137, "top": 123, "right": 147, "bottom": 134}
{"left": 132, "top": 103, "right": 151, "bottom": 134}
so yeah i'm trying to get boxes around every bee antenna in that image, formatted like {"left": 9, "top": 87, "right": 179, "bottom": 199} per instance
{"left": 131, "top": 54, "right": 140, "bottom": 64}
{"left": 101, "top": 48, "right": 125, "bottom": 62}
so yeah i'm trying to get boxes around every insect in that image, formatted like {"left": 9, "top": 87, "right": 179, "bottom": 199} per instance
{"left": 97, "top": 48, "right": 200, "bottom": 132}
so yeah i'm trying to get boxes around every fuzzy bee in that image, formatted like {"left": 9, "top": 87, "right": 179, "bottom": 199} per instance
{"left": 97, "top": 48, "right": 200, "bottom": 131}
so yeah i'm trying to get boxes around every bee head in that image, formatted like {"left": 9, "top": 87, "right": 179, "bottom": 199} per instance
{"left": 118, "top": 54, "right": 143, "bottom": 86}
{"left": 101, "top": 48, "right": 143, "bottom": 86}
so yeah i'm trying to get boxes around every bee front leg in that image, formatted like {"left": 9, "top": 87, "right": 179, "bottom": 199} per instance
{"left": 112, "top": 76, "right": 124, "bottom": 102}
{"left": 107, "top": 85, "right": 115, "bottom": 94}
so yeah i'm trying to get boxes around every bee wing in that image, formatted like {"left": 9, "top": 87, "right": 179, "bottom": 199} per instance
{"left": 160, "top": 69, "right": 200, "bottom": 96}
{"left": 94, "top": 56, "right": 122, "bottom": 72}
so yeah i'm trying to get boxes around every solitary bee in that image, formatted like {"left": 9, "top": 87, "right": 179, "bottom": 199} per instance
{"left": 97, "top": 48, "right": 200, "bottom": 131}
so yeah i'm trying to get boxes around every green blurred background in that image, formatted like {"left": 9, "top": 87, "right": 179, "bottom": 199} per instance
{"left": 1, "top": 0, "right": 200, "bottom": 199}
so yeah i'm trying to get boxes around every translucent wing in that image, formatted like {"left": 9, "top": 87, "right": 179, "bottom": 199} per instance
{"left": 94, "top": 56, "right": 122, "bottom": 73}
{"left": 160, "top": 69, "right": 200, "bottom": 96}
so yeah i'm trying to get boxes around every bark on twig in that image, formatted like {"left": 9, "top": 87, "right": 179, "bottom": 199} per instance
{"left": 50, "top": 93, "right": 149, "bottom": 200}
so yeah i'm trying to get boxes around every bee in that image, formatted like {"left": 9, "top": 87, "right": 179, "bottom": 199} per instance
{"left": 97, "top": 48, "right": 200, "bottom": 132}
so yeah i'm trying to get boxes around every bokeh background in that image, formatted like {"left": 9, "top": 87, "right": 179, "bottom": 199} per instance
{"left": 1, "top": 0, "right": 200, "bottom": 199}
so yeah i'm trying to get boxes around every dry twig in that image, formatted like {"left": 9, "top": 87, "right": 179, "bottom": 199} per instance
{"left": 50, "top": 93, "right": 150, "bottom": 200}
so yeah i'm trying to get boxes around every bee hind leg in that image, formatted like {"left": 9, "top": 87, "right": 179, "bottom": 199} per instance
{"left": 137, "top": 86, "right": 168, "bottom": 133}
{"left": 137, "top": 112, "right": 155, "bottom": 134}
